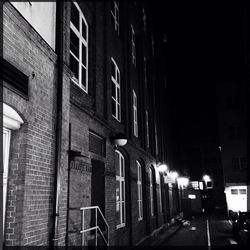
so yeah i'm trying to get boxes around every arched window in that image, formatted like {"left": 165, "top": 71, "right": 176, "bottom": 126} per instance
{"left": 115, "top": 150, "right": 125, "bottom": 228}
{"left": 136, "top": 161, "right": 143, "bottom": 220}
{"left": 2, "top": 103, "right": 24, "bottom": 233}
{"left": 149, "top": 167, "right": 155, "bottom": 216}
{"left": 70, "top": 2, "right": 88, "bottom": 92}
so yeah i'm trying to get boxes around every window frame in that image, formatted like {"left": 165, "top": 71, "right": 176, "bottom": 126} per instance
{"left": 131, "top": 24, "right": 136, "bottom": 66}
{"left": 70, "top": 1, "right": 89, "bottom": 93}
{"left": 137, "top": 161, "right": 143, "bottom": 221}
{"left": 149, "top": 167, "right": 154, "bottom": 216}
{"left": 116, "top": 150, "right": 126, "bottom": 228}
{"left": 133, "top": 90, "right": 138, "bottom": 137}
{"left": 111, "top": 58, "right": 121, "bottom": 121}
{"left": 111, "top": 0, "right": 119, "bottom": 35}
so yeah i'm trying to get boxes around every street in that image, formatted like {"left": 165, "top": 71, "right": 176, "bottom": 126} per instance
{"left": 159, "top": 212, "right": 242, "bottom": 249}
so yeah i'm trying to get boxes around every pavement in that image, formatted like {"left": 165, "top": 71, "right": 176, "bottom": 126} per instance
{"left": 137, "top": 221, "right": 183, "bottom": 246}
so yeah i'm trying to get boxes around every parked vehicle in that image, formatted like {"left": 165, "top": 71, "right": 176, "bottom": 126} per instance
{"left": 229, "top": 211, "right": 250, "bottom": 245}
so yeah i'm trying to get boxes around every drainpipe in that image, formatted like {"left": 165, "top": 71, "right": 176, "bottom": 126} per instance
{"left": 50, "top": 1, "right": 64, "bottom": 248}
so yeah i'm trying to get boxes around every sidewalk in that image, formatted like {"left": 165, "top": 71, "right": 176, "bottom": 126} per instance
{"left": 137, "top": 222, "right": 182, "bottom": 246}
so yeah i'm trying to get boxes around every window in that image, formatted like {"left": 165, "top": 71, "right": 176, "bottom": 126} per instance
{"left": 225, "top": 96, "right": 240, "bottom": 110}
{"left": 137, "top": 161, "right": 143, "bottom": 220}
{"left": 70, "top": 2, "right": 88, "bottom": 92}
{"left": 149, "top": 167, "right": 154, "bottom": 216}
{"left": 133, "top": 90, "right": 138, "bottom": 137}
{"left": 229, "top": 125, "right": 242, "bottom": 140}
{"left": 142, "top": 8, "right": 146, "bottom": 33}
{"left": 231, "top": 189, "right": 238, "bottom": 195}
{"left": 159, "top": 175, "right": 162, "bottom": 213}
{"left": 143, "top": 57, "right": 147, "bottom": 88}
{"left": 111, "top": 0, "right": 119, "bottom": 34}
{"left": 232, "top": 157, "right": 247, "bottom": 171}
{"left": 111, "top": 58, "right": 121, "bottom": 121}
{"left": 115, "top": 150, "right": 126, "bottom": 228}
{"left": 131, "top": 25, "right": 136, "bottom": 66}
{"left": 191, "top": 181, "right": 199, "bottom": 190}
{"left": 155, "top": 123, "right": 158, "bottom": 155}
{"left": 151, "top": 36, "right": 155, "bottom": 56}
{"left": 146, "top": 110, "right": 149, "bottom": 148}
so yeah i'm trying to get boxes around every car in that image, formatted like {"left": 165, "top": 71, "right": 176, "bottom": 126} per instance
{"left": 230, "top": 211, "right": 250, "bottom": 245}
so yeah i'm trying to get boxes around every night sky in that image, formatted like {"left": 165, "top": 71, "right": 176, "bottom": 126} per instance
{"left": 150, "top": 2, "right": 247, "bottom": 143}
{"left": 149, "top": 2, "right": 248, "bottom": 175}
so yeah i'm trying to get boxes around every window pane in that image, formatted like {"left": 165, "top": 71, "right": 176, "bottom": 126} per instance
{"left": 70, "top": 30, "right": 79, "bottom": 57}
{"left": 81, "top": 66, "right": 86, "bottom": 88}
{"left": 71, "top": 3, "right": 79, "bottom": 30}
{"left": 111, "top": 62, "right": 116, "bottom": 78}
{"left": 82, "top": 19, "right": 87, "bottom": 39}
{"left": 112, "top": 99, "right": 116, "bottom": 117}
{"left": 117, "top": 88, "right": 120, "bottom": 103}
{"left": 112, "top": 83, "right": 116, "bottom": 99}
{"left": 239, "top": 189, "right": 246, "bottom": 194}
{"left": 231, "top": 189, "right": 238, "bottom": 195}
{"left": 121, "top": 181, "right": 125, "bottom": 201}
{"left": 115, "top": 152, "right": 120, "bottom": 174}
{"left": 82, "top": 44, "right": 86, "bottom": 66}
{"left": 121, "top": 202, "right": 125, "bottom": 223}
{"left": 70, "top": 54, "right": 79, "bottom": 79}
{"left": 116, "top": 181, "right": 120, "bottom": 202}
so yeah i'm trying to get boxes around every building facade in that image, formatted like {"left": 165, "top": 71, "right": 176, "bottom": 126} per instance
{"left": 1, "top": 1, "right": 178, "bottom": 246}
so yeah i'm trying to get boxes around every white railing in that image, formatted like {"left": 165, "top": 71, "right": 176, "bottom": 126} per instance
{"left": 80, "top": 206, "right": 109, "bottom": 246}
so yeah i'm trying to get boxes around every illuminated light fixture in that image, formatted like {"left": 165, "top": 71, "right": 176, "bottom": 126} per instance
{"left": 203, "top": 175, "right": 211, "bottom": 182}
{"left": 177, "top": 177, "right": 189, "bottom": 187}
{"left": 188, "top": 194, "right": 196, "bottom": 199}
{"left": 111, "top": 133, "right": 127, "bottom": 147}
{"left": 158, "top": 163, "right": 168, "bottom": 173}
{"left": 169, "top": 171, "right": 178, "bottom": 179}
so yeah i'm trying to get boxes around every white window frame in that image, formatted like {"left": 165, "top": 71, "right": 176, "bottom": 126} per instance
{"left": 131, "top": 25, "right": 136, "bottom": 66}
{"left": 70, "top": 2, "right": 88, "bottom": 92}
{"left": 111, "top": 0, "right": 119, "bottom": 35}
{"left": 111, "top": 58, "right": 121, "bottom": 121}
{"left": 146, "top": 110, "right": 149, "bottom": 148}
{"left": 133, "top": 90, "right": 138, "bottom": 137}
{"left": 116, "top": 150, "right": 126, "bottom": 228}
{"left": 159, "top": 175, "right": 163, "bottom": 213}
{"left": 149, "top": 168, "right": 154, "bottom": 216}
{"left": 137, "top": 161, "right": 143, "bottom": 221}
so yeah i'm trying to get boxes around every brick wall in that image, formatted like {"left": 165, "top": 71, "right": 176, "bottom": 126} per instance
{"left": 3, "top": 2, "right": 57, "bottom": 246}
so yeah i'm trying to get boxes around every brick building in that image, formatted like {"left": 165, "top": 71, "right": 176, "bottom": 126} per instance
{"left": 1, "top": 1, "right": 178, "bottom": 246}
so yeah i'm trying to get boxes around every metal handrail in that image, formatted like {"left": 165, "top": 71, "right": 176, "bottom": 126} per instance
{"left": 80, "top": 206, "right": 109, "bottom": 246}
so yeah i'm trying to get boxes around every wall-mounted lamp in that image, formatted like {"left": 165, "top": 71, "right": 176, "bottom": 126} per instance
{"left": 177, "top": 177, "right": 189, "bottom": 188}
{"left": 111, "top": 133, "right": 127, "bottom": 148}
{"left": 157, "top": 163, "right": 168, "bottom": 173}
{"left": 203, "top": 175, "right": 211, "bottom": 182}
{"left": 168, "top": 171, "right": 179, "bottom": 180}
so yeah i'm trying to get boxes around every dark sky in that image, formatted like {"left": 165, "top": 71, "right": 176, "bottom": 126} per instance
{"left": 150, "top": 2, "right": 247, "bottom": 143}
